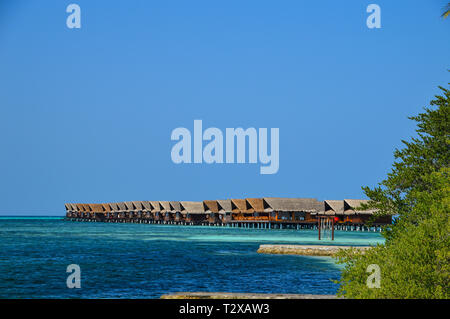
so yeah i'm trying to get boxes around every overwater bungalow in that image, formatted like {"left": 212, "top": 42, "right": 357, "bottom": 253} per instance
{"left": 180, "top": 201, "right": 205, "bottom": 224}
{"left": 322, "top": 200, "right": 344, "bottom": 215}
{"left": 70, "top": 203, "right": 78, "bottom": 217}
{"left": 89, "top": 203, "right": 105, "bottom": 221}
{"left": 315, "top": 199, "right": 391, "bottom": 231}
{"left": 343, "top": 199, "right": 391, "bottom": 225}
{"left": 117, "top": 202, "right": 127, "bottom": 220}
{"left": 141, "top": 201, "right": 153, "bottom": 221}
{"left": 231, "top": 199, "right": 249, "bottom": 220}
{"left": 65, "top": 203, "right": 71, "bottom": 218}
{"left": 65, "top": 203, "right": 77, "bottom": 218}
{"left": 75, "top": 204, "right": 83, "bottom": 218}
{"left": 245, "top": 198, "right": 267, "bottom": 221}
{"left": 64, "top": 203, "right": 70, "bottom": 217}
{"left": 77, "top": 204, "right": 84, "bottom": 218}
{"left": 124, "top": 201, "right": 135, "bottom": 220}
{"left": 263, "top": 198, "right": 322, "bottom": 223}
{"left": 314, "top": 200, "right": 344, "bottom": 222}
{"left": 150, "top": 201, "right": 163, "bottom": 222}
{"left": 82, "top": 204, "right": 92, "bottom": 219}
{"left": 132, "top": 201, "right": 145, "bottom": 221}
{"left": 109, "top": 203, "right": 120, "bottom": 221}
{"left": 65, "top": 196, "right": 391, "bottom": 231}
{"left": 169, "top": 201, "right": 182, "bottom": 223}
{"left": 77, "top": 204, "right": 85, "bottom": 217}
{"left": 203, "top": 200, "right": 220, "bottom": 224}
{"left": 69, "top": 203, "right": 77, "bottom": 218}
{"left": 217, "top": 200, "right": 232, "bottom": 223}
{"left": 159, "top": 201, "right": 172, "bottom": 222}
{"left": 228, "top": 198, "right": 267, "bottom": 221}
{"left": 102, "top": 203, "right": 111, "bottom": 220}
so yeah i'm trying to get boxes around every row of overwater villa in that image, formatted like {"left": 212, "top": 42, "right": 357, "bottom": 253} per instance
{"left": 65, "top": 198, "right": 392, "bottom": 231}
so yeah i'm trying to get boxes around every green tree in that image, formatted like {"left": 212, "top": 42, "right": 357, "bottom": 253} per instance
{"left": 443, "top": 3, "right": 450, "bottom": 19}
{"left": 336, "top": 83, "right": 450, "bottom": 298}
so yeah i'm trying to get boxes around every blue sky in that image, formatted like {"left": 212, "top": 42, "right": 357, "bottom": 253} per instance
{"left": 0, "top": 0, "right": 448, "bottom": 215}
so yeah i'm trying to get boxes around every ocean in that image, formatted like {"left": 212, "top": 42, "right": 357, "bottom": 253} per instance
{"left": 0, "top": 217, "right": 384, "bottom": 298}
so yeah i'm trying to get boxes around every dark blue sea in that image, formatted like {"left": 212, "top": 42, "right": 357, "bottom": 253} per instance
{"left": 0, "top": 217, "right": 383, "bottom": 298}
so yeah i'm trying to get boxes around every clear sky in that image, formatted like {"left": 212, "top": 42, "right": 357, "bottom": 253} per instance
{"left": 0, "top": 0, "right": 448, "bottom": 215}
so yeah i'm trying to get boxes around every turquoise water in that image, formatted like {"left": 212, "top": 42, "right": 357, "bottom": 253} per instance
{"left": 0, "top": 218, "right": 383, "bottom": 298}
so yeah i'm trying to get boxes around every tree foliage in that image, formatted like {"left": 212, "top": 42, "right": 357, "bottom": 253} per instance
{"left": 336, "top": 83, "right": 450, "bottom": 298}
{"left": 443, "top": 3, "right": 450, "bottom": 19}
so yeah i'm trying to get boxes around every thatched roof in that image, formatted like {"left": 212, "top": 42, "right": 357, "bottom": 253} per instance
{"left": 133, "top": 201, "right": 144, "bottom": 211}
{"left": 124, "top": 201, "right": 135, "bottom": 211}
{"left": 246, "top": 198, "right": 264, "bottom": 213}
{"left": 70, "top": 197, "right": 379, "bottom": 217}
{"left": 159, "top": 201, "right": 171, "bottom": 213}
{"left": 169, "top": 201, "right": 181, "bottom": 212}
{"left": 263, "top": 198, "right": 322, "bottom": 213}
{"left": 217, "top": 200, "right": 232, "bottom": 213}
{"left": 117, "top": 202, "right": 127, "bottom": 211}
{"left": 344, "top": 199, "right": 376, "bottom": 215}
{"left": 141, "top": 201, "right": 152, "bottom": 211}
{"left": 109, "top": 203, "right": 119, "bottom": 212}
{"left": 320, "top": 200, "right": 345, "bottom": 215}
{"left": 203, "top": 200, "right": 219, "bottom": 213}
{"left": 89, "top": 204, "right": 104, "bottom": 213}
{"left": 180, "top": 201, "right": 205, "bottom": 214}
{"left": 231, "top": 199, "right": 248, "bottom": 213}
{"left": 150, "top": 201, "right": 161, "bottom": 212}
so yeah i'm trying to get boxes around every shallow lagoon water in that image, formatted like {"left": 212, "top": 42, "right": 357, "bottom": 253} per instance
{"left": 0, "top": 218, "right": 383, "bottom": 298}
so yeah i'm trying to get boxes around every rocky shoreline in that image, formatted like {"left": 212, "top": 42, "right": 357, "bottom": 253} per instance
{"left": 161, "top": 292, "right": 339, "bottom": 299}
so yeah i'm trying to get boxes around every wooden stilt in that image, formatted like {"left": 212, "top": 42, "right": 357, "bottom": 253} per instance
{"left": 332, "top": 218, "right": 335, "bottom": 241}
